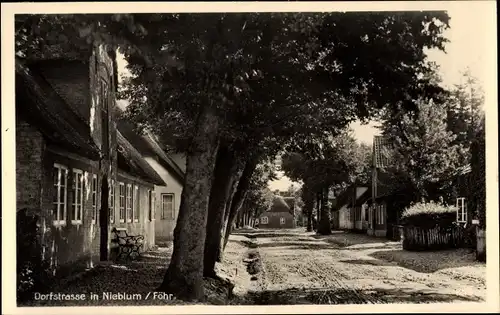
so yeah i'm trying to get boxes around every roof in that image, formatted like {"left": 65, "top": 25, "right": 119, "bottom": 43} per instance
{"left": 268, "top": 195, "right": 294, "bottom": 215}
{"left": 373, "top": 135, "right": 391, "bottom": 168}
{"left": 282, "top": 197, "right": 295, "bottom": 211}
{"left": 116, "top": 117, "right": 185, "bottom": 183}
{"left": 15, "top": 59, "right": 100, "bottom": 160}
{"left": 117, "top": 130, "right": 166, "bottom": 186}
{"left": 353, "top": 189, "right": 371, "bottom": 207}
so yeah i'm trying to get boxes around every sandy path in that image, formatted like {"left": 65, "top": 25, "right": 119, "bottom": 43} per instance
{"left": 243, "top": 229, "right": 486, "bottom": 304}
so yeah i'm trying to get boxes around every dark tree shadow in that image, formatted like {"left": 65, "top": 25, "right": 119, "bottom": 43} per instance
{"left": 339, "top": 259, "right": 397, "bottom": 267}
{"left": 236, "top": 286, "right": 484, "bottom": 305}
{"left": 257, "top": 242, "right": 340, "bottom": 250}
{"left": 370, "top": 248, "right": 483, "bottom": 273}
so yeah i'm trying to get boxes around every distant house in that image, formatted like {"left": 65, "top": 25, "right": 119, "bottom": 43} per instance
{"left": 116, "top": 117, "right": 185, "bottom": 243}
{"left": 15, "top": 44, "right": 165, "bottom": 277}
{"left": 258, "top": 195, "right": 296, "bottom": 229}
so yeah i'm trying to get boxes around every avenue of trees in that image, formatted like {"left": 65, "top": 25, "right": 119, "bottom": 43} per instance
{"left": 16, "top": 12, "right": 452, "bottom": 301}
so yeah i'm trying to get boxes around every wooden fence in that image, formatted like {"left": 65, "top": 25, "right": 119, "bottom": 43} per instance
{"left": 402, "top": 225, "right": 464, "bottom": 251}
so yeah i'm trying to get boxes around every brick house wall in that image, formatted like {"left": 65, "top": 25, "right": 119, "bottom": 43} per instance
{"left": 16, "top": 119, "right": 45, "bottom": 213}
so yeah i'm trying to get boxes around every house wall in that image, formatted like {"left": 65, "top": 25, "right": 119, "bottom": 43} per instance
{"left": 367, "top": 202, "right": 387, "bottom": 237}
{"left": 259, "top": 212, "right": 295, "bottom": 229}
{"left": 16, "top": 118, "right": 45, "bottom": 213}
{"left": 145, "top": 157, "right": 184, "bottom": 243}
{"left": 110, "top": 172, "right": 155, "bottom": 252}
{"left": 39, "top": 148, "right": 101, "bottom": 273}
{"left": 338, "top": 205, "right": 354, "bottom": 230}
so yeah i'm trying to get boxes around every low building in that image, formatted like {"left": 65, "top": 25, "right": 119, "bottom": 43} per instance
{"left": 116, "top": 116, "right": 185, "bottom": 244}
{"left": 258, "top": 195, "right": 296, "bottom": 229}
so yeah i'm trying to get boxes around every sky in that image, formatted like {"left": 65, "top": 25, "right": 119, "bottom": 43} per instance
{"left": 115, "top": 5, "right": 494, "bottom": 192}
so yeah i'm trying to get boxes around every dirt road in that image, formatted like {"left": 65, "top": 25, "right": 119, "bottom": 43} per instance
{"left": 234, "top": 228, "right": 486, "bottom": 304}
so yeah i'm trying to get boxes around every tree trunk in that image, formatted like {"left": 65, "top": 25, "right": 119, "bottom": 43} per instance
{"left": 221, "top": 157, "right": 259, "bottom": 251}
{"left": 318, "top": 185, "right": 332, "bottom": 235}
{"left": 315, "top": 192, "right": 321, "bottom": 230}
{"left": 303, "top": 184, "right": 314, "bottom": 232}
{"left": 158, "top": 107, "right": 219, "bottom": 301}
{"left": 203, "top": 145, "right": 237, "bottom": 278}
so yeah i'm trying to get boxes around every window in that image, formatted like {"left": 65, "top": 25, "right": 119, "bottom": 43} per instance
{"left": 280, "top": 217, "right": 285, "bottom": 225}
{"left": 261, "top": 216, "right": 268, "bottom": 224}
{"left": 91, "top": 174, "right": 98, "bottom": 224}
{"left": 53, "top": 164, "right": 68, "bottom": 226}
{"left": 456, "top": 197, "right": 467, "bottom": 223}
{"left": 161, "top": 194, "right": 174, "bottom": 220}
{"left": 126, "top": 184, "right": 133, "bottom": 222}
{"left": 71, "top": 169, "right": 84, "bottom": 225}
{"left": 133, "top": 185, "right": 140, "bottom": 222}
{"left": 376, "top": 204, "right": 385, "bottom": 225}
{"left": 109, "top": 179, "right": 115, "bottom": 223}
{"left": 148, "top": 190, "right": 154, "bottom": 221}
{"left": 119, "top": 182, "right": 125, "bottom": 223}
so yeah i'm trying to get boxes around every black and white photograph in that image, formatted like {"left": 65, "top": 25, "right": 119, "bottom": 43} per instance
{"left": 2, "top": 1, "right": 498, "bottom": 314}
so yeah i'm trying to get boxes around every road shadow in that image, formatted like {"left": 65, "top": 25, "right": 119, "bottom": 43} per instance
{"left": 339, "top": 259, "right": 397, "bottom": 267}
{"left": 370, "top": 248, "right": 484, "bottom": 273}
{"left": 257, "top": 241, "right": 339, "bottom": 250}
{"left": 238, "top": 286, "right": 483, "bottom": 305}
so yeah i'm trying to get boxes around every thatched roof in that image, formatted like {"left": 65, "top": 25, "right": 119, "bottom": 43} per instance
{"left": 269, "top": 195, "right": 293, "bottom": 215}
{"left": 117, "top": 117, "right": 185, "bottom": 183}
{"left": 117, "top": 131, "right": 166, "bottom": 186}
{"left": 15, "top": 59, "right": 100, "bottom": 160}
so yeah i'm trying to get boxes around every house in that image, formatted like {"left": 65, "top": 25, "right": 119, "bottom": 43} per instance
{"left": 111, "top": 130, "right": 166, "bottom": 252}
{"left": 349, "top": 187, "right": 371, "bottom": 232}
{"left": 369, "top": 135, "right": 414, "bottom": 239}
{"left": 446, "top": 164, "right": 473, "bottom": 225}
{"left": 331, "top": 184, "right": 369, "bottom": 231}
{"left": 258, "top": 195, "right": 296, "bottom": 229}
{"left": 116, "top": 116, "right": 185, "bottom": 243}
{"left": 15, "top": 44, "right": 165, "bottom": 277}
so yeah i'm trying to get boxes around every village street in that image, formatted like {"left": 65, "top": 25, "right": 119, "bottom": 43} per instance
{"left": 23, "top": 228, "right": 486, "bottom": 306}
{"left": 232, "top": 229, "right": 486, "bottom": 304}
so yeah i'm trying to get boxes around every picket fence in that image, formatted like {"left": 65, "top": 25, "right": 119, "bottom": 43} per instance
{"left": 402, "top": 225, "right": 464, "bottom": 251}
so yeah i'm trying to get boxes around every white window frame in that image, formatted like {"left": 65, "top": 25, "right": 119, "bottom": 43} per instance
{"left": 261, "top": 216, "right": 268, "bottom": 224}
{"left": 109, "top": 179, "right": 115, "bottom": 223}
{"left": 161, "top": 193, "right": 175, "bottom": 220}
{"left": 71, "top": 169, "right": 84, "bottom": 225}
{"left": 280, "top": 217, "right": 285, "bottom": 225}
{"left": 91, "top": 174, "right": 98, "bottom": 224}
{"left": 119, "top": 182, "right": 125, "bottom": 223}
{"left": 53, "top": 163, "right": 68, "bottom": 226}
{"left": 133, "top": 185, "right": 140, "bottom": 222}
{"left": 126, "top": 184, "right": 133, "bottom": 223}
{"left": 456, "top": 197, "right": 467, "bottom": 223}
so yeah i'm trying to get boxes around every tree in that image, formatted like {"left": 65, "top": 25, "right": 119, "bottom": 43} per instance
{"left": 380, "top": 98, "right": 466, "bottom": 201}
{"left": 281, "top": 131, "right": 366, "bottom": 234}
{"left": 18, "top": 12, "right": 450, "bottom": 301}
{"left": 445, "top": 70, "right": 485, "bottom": 160}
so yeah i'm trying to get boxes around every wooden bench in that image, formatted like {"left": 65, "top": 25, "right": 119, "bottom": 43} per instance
{"left": 111, "top": 227, "right": 144, "bottom": 261}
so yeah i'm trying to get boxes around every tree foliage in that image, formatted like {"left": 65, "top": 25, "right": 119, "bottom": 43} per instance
{"left": 380, "top": 98, "right": 466, "bottom": 200}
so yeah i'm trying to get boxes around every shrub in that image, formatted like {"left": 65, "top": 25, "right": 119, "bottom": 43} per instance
{"left": 401, "top": 200, "right": 458, "bottom": 229}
